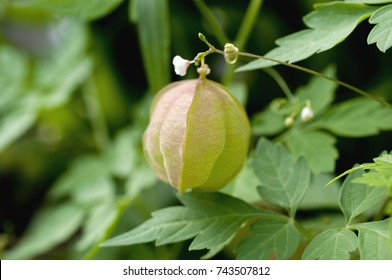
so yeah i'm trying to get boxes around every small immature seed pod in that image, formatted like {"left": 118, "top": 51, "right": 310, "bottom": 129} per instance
{"left": 143, "top": 78, "right": 250, "bottom": 193}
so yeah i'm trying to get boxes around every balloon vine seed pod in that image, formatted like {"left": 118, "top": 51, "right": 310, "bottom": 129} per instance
{"left": 143, "top": 35, "right": 250, "bottom": 193}
{"left": 143, "top": 78, "right": 250, "bottom": 193}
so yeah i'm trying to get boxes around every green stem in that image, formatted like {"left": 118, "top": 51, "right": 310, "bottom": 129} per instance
{"left": 295, "top": 220, "right": 313, "bottom": 241}
{"left": 222, "top": 0, "right": 263, "bottom": 86}
{"left": 198, "top": 33, "right": 217, "bottom": 51}
{"left": 195, "top": 0, "right": 263, "bottom": 85}
{"left": 263, "top": 67, "right": 296, "bottom": 104}
{"left": 193, "top": 0, "right": 229, "bottom": 46}
{"left": 372, "top": 197, "right": 391, "bottom": 222}
{"left": 83, "top": 197, "right": 132, "bottom": 260}
{"left": 234, "top": 0, "right": 263, "bottom": 50}
{"left": 82, "top": 77, "right": 110, "bottom": 150}
{"left": 237, "top": 51, "right": 392, "bottom": 109}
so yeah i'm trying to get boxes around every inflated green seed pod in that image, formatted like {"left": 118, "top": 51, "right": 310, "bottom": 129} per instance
{"left": 143, "top": 78, "right": 250, "bottom": 193}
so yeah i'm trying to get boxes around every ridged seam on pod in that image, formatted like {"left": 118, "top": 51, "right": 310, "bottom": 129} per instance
{"left": 143, "top": 78, "right": 250, "bottom": 193}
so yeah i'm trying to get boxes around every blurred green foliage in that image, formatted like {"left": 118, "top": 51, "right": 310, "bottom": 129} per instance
{"left": 0, "top": 0, "right": 391, "bottom": 260}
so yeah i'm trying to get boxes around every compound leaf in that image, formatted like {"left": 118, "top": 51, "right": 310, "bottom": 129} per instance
{"left": 286, "top": 131, "right": 338, "bottom": 174}
{"left": 354, "top": 152, "right": 392, "bottom": 188}
{"left": 367, "top": 4, "right": 392, "bottom": 52}
{"left": 327, "top": 151, "right": 392, "bottom": 187}
{"left": 235, "top": 219, "right": 301, "bottom": 260}
{"left": 302, "top": 228, "right": 358, "bottom": 260}
{"left": 48, "top": 155, "right": 114, "bottom": 203}
{"left": 353, "top": 218, "right": 392, "bottom": 259}
{"left": 101, "top": 192, "right": 280, "bottom": 252}
{"left": 5, "top": 204, "right": 85, "bottom": 259}
{"left": 237, "top": 2, "right": 376, "bottom": 71}
{"left": 313, "top": 98, "right": 392, "bottom": 137}
{"left": 75, "top": 201, "right": 118, "bottom": 252}
{"left": 252, "top": 138, "right": 311, "bottom": 216}
{"left": 0, "top": 21, "right": 91, "bottom": 153}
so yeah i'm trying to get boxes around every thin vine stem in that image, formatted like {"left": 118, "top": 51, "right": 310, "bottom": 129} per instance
{"left": 193, "top": 0, "right": 229, "bottom": 46}
{"left": 234, "top": 0, "right": 263, "bottom": 50}
{"left": 222, "top": 0, "right": 263, "bottom": 86}
{"left": 237, "top": 51, "right": 392, "bottom": 110}
{"left": 199, "top": 34, "right": 392, "bottom": 109}
{"left": 195, "top": 0, "right": 263, "bottom": 86}
{"left": 263, "top": 67, "right": 296, "bottom": 104}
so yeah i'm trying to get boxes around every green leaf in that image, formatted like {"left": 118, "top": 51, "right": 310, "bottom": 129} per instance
{"left": 40, "top": 58, "right": 92, "bottom": 109}
{"left": 355, "top": 171, "right": 392, "bottom": 188}
{"left": 353, "top": 219, "right": 392, "bottom": 259}
{"left": 0, "top": 21, "right": 91, "bottom": 153}
{"left": 130, "top": 0, "right": 170, "bottom": 93}
{"left": 373, "top": 152, "right": 392, "bottom": 165}
{"left": 284, "top": 65, "right": 339, "bottom": 174}
{"left": 105, "top": 127, "right": 143, "bottom": 178}
{"left": 299, "top": 173, "right": 340, "bottom": 210}
{"left": 227, "top": 81, "right": 248, "bottom": 107}
{"left": 75, "top": 201, "right": 118, "bottom": 252}
{"left": 0, "top": 45, "right": 36, "bottom": 152}
{"left": 0, "top": 96, "right": 39, "bottom": 152}
{"left": 124, "top": 163, "right": 157, "bottom": 199}
{"left": 201, "top": 239, "right": 234, "bottom": 260}
{"left": 236, "top": 2, "right": 376, "bottom": 71}
{"left": 302, "top": 228, "right": 358, "bottom": 260}
{"left": 12, "top": 0, "right": 124, "bottom": 21}
{"left": 295, "top": 65, "right": 337, "bottom": 115}
{"left": 222, "top": 157, "right": 260, "bottom": 203}
{"left": 48, "top": 155, "right": 113, "bottom": 202}
{"left": 345, "top": 1, "right": 392, "bottom": 4}
{"left": 251, "top": 106, "right": 286, "bottom": 136}
{"left": 354, "top": 152, "right": 392, "bottom": 188}
{"left": 286, "top": 131, "right": 338, "bottom": 174}
{"left": 327, "top": 151, "right": 392, "bottom": 187}
{"left": 368, "top": 4, "right": 392, "bottom": 52}
{"left": 313, "top": 98, "right": 392, "bottom": 137}
{"left": 339, "top": 169, "right": 388, "bottom": 225}
{"left": 252, "top": 138, "right": 312, "bottom": 216}
{"left": 0, "top": 45, "right": 28, "bottom": 111}
{"left": 35, "top": 21, "right": 92, "bottom": 108}
{"left": 101, "top": 192, "right": 280, "bottom": 251}
{"left": 5, "top": 204, "right": 85, "bottom": 259}
{"left": 235, "top": 219, "right": 300, "bottom": 260}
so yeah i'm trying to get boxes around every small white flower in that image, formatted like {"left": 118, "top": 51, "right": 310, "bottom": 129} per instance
{"left": 172, "top": 55, "right": 193, "bottom": 76}
{"left": 301, "top": 106, "right": 314, "bottom": 122}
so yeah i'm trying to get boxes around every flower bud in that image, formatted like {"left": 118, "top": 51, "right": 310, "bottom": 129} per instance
{"left": 284, "top": 116, "right": 294, "bottom": 127}
{"left": 143, "top": 79, "right": 250, "bottom": 193}
{"left": 301, "top": 106, "right": 314, "bottom": 122}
